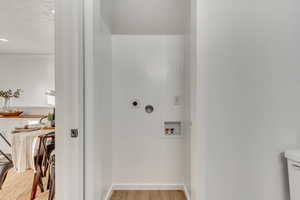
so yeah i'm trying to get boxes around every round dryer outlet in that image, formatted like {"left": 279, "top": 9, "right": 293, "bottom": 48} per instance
{"left": 145, "top": 105, "right": 154, "bottom": 114}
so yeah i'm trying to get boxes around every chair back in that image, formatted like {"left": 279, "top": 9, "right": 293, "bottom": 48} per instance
{"left": 32, "top": 136, "right": 44, "bottom": 171}
{"left": 32, "top": 133, "right": 55, "bottom": 171}
{"left": 0, "top": 132, "right": 11, "bottom": 147}
{"left": 0, "top": 131, "right": 13, "bottom": 189}
{"left": 0, "top": 131, "right": 12, "bottom": 163}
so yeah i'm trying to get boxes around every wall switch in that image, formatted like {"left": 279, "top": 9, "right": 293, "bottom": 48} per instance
{"left": 174, "top": 96, "right": 181, "bottom": 106}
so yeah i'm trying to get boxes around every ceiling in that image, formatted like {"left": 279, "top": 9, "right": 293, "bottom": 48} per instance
{"left": 0, "top": 0, "right": 54, "bottom": 54}
{"left": 0, "top": 0, "right": 188, "bottom": 53}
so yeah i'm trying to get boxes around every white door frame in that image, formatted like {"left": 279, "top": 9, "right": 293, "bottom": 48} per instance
{"left": 55, "top": 0, "right": 85, "bottom": 199}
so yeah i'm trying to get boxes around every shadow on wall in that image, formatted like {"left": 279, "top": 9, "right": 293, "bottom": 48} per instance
{"left": 280, "top": 152, "right": 290, "bottom": 200}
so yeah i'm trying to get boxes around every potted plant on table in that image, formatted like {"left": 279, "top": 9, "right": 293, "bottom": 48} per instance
{"left": 47, "top": 112, "right": 55, "bottom": 127}
{"left": 0, "top": 89, "right": 23, "bottom": 116}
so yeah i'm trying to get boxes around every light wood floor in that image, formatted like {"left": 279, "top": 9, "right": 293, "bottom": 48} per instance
{"left": 111, "top": 190, "right": 187, "bottom": 200}
{"left": 0, "top": 170, "right": 186, "bottom": 200}
{"left": 0, "top": 169, "right": 49, "bottom": 200}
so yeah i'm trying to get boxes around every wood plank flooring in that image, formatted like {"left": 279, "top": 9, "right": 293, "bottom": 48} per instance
{"left": 0, "top": 169, "right": 186, "bottom": 200}
{"left": 111, "top": 190, "right": 187, "bottom": 200}
{"left": 0, "top": 169, "right": 49, "bottom": 200}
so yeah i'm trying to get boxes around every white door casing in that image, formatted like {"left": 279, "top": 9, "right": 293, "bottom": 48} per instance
{"left": 55, "top": 0, "right": 84, "bottom": 199}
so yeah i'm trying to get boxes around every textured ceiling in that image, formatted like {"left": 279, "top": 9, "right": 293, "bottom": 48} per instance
{"left": 0, "top": 0, "right": 54, "bottom": 54}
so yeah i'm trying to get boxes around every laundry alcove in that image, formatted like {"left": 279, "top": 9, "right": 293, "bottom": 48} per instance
{"left": 84, "top": 0, "right": 193, "bottom": 199}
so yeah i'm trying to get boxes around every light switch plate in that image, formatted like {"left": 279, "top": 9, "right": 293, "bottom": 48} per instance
{"left": 174, "top": 96, "right": 181, "bottom": 106}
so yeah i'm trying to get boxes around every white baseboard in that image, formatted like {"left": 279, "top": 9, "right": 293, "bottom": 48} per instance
{"left": 112, "top": 184, "right": 185, "bottom": 191}
{"left": 104, "top": 185, "right": 114, "bottom": 200}
{"left": 183, "top": 185, "right": 191, "bottom": 200}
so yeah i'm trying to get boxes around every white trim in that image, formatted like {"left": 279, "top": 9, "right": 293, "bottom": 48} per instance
{"left": 104, "top": 185, "right": 114, "bottom": 200}
{"left": 112, "top": 184, "right": 185, "bottom": 191}
{"left": 0, "top": 53, "right": 54, "bottom": 56}
{"left": 184, "top": 185, "right": 191, "bottom": 200}
{"left": 55, "top": 0, "right": 84, "bottom": 199}
{"left": 10, "top": 105, "right": 53, "bottom": 108}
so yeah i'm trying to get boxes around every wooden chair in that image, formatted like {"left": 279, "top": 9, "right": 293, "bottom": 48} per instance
{"left": 48, "top": 152, "right": 55, "bottom": 200}
{"left": 42, "top": 132, "right": 55, "bottom": 177}
{"left": 30, "top": 135, "right": 45, "bottom": 200}
{"left": 30, "top": 133, "right": 55, "bottom": 200}
{"left": 0, "top": 132, "right": 13, "bottom": 190}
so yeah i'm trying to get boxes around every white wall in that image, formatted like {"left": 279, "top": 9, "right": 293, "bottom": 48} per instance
{"left": 112, "top": 35, "right": 187, "bottom": 185}
{"left": 93, "top": 24, "right": 112, "bottom": 200}
{"left": 193, "top": 0, "right": 300, "bottom": 200}
{"left": 111, "top": 0, "right": 188, "bottom": 34}
{"left": 0, "top": 54, "right": 54, "bottom": 107}
{"left": 184, "top": 0, "right": 192, "bottom": 195}
{"left": 84, "top": 0, "right": 112, "bottom": 199}
{"left": 101, "top": 0, "right": 112, "bottom": 29}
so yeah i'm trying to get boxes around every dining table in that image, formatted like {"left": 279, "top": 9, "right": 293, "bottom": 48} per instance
{"left": 9, "top": 128, "right": 55, "bottom": 173}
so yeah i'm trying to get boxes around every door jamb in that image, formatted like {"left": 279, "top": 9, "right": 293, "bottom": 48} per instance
{"left": 55, "top": 0, "right": 85, "bottom": 199}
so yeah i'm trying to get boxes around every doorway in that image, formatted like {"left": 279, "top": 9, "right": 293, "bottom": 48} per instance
{"left": 84, "top": 0, "right": 193, "bottom": 200}
{"left": 0, "top": 1, "right": 56, "bottom": 200}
